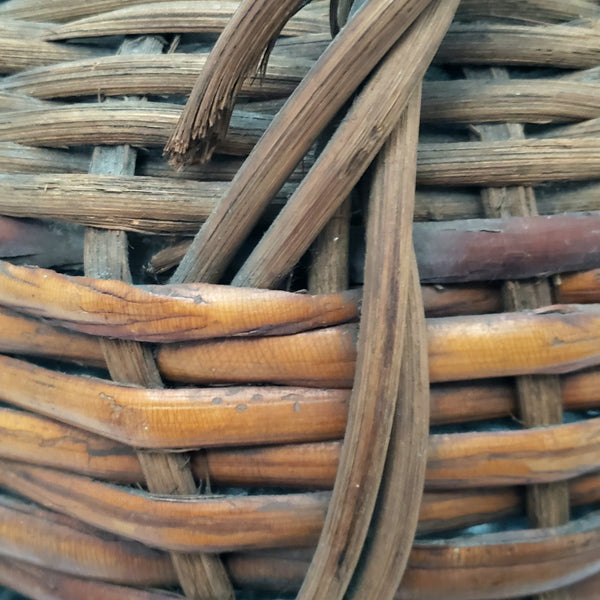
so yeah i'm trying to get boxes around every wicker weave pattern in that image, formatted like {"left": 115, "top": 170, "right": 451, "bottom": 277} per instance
{"left": 1, "top": 1, "right": 600, "bottom": 599}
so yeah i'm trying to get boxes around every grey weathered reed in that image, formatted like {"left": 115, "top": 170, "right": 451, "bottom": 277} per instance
{"left": 466, "top": 69, "right": 571, "bottom": 600}
{"left": 1, "top": 53, "right": 309, "bottom": 99}
{"left": 0, "top": 103, "right": 271, "bottom": 154}
{"left": 44, "top": 1, "right": 328, "bottom": 41}
{"left": 82, "top": 36, "right": 234, "bottom": 600}
{"left": 436, "top": 21, "right": 600, "bottom": 69}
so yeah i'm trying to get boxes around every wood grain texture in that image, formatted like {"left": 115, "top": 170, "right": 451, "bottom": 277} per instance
{"left": 0, "top": 354, "right": 349, "bottom": 448}
{"left": 8, "top": 66, "right": 600, "bottom": 126}
{"left": 348, "top": 251, "right": 429, "bottom": 599}
{"left": 3, "top": 475, "right": 600, "bottom": 590}
{"left": 0, "top": 490, "right": 568, "bottom": 597}
{"left": 0, "top": 260, "right": 359, "bottom": 342}
{"left": 0, "top": 142, "right": 90, "bottom": 174}
{"left": 0, "top": 285, "right": 500, "bottom": 371}
{"left": 0, "top": 407, "right": 141, "bottom": 482}
{"left": 197, "top": 416, "right": 600, "bottom": 490}
{"left": 466, "top": 68, "right": 570, "bottom": 600}
{"left": 0, "top": 496, "right": 176, "bottom": 585}
{"left": 4, "top": 454, "right": 599, "bottom": 595}
{"left": 398, "top": 515, "right": 600, "bottom": 600}
{"left": 416, "top": 138, "right": 600, "bottom": 186}
{"left": 310, "top": 89, "right": 426, "bottom": 599}
{"left": 308, "top": 198, "right": 351, "bottom": 295}
{"left": 45, "top": 1, "right": 328, "bottom": 40}
{"left": 0, "top": 103, "right": 271, "bottom": 155}
{"left": 417, "top": 488, "right": 523, "bottom": 534}
{"left": 155, "top": 305, "right": 600, "bottom": 386}
{"left": 3, "top": 119, "right": 599, "bottom": 188}
{"left": 0, "top": 0, "right": 587, "bottom": 24}
{"left": 140, "top": 148, "right": 311, "bottom": 182}
{"left": 0, "top": 460, "right": 330, "bottom": 553}
{"left": 420, "top": 80, "right": 600, "bottom": 124}
{"left": 84, "top": 52, "right": 235, "bottom": 595}
{"left": 412, "top": 185, "right": 600, "bottom": 222}
{"left": 0, "top": 90, "right": 52, "bottom": 112}
{"left": 0, "top": 174, "right": 230, "bottom": 233}
{"left": 413, "top": 212, "right": 600, "bottom": 283}
{"left": 420, "top": 284, "right": 502, "bottom": 316}
{"left": 3, "top": 369, "right": 600, "bottom": 486}
{"left": 5, "top": 427, "right": 600, "bottom": 527}
{"left": 425, "top": 419, "right": 600, "bottom": 489}
{"left": 232, "top": 0, "right": 459, "bottom": 289}
{"left": 455, "top": 0, "right": 600, "bottom": 23}
{"left": 0, "top": 0, "right": 175, "bottom": 22}
{"left": 436, "top": 21, "right": 600, "bottom": 69}
{"left": 199, "top": 514, "right": 600, "bottom": 599}
{"left": 0, "top": 306, "right": 104, "bottom": 366}
{"left": 169, "top": 0, "right": 432, "bottom": 284}
{"left": 0, "top": 557, "right": 183, "bottom": 600}
{"left": 1, "top": 53, "right": 308, "bottom": 99}
{"left": 556, "top": 269, "right": 600, "bottom": 303}
{"left": 158, "top": 324, "right": 357, "bottom": 387}
{"left": 539, "top": 115, "right": 600, "bottom": 140}
{"left": 86, "top": 34, "right": 234, "bottom": 594}
{"left": 7, "top": 299, "right": 598, "bottom": 393}
{"left": 165, "top": 0, "right": 313, "bottom": 165}
{"left": 3, "top": 179, "right": 599, "bottom": 266}
{"left": 0, "top": 147, "right": 291, "bottom": 180}
{"left": 297, "top": 86, "right": 430, "bottom": 600}
{"left": 0, "top": 36, "right": 99, "bottom": 74}
{"left": 426, "top": 305, "right": 600, "bottom": 382}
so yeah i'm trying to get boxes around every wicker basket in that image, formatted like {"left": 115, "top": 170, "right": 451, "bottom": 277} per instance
{"left": 1, "top": 0, "right": 600, "bottom": 599}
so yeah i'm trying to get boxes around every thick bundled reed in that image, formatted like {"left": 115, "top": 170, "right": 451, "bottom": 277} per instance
{"left": 1, "top": 1, "right": 600, "bottom": 600}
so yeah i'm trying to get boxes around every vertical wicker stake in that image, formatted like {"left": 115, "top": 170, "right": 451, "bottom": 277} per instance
{"left": 83, "top": 37, "right": 234, "bottom": 600}
{"left": 345, "top": 91, "right": 430, "bottom": 600}
{"left": 307, "top": 0, "right": 355, "bottom": 297}
{"left": 465, "top": 66, "right": 570, "bottom": 600}
{"left": 308, "top": 199, "right": 351, "bottom": 294}
{"left": 292, "top": 2, "right": 457, "bottom": 597}
{"left": 306, "top": 6, "right": 428, "bottom": 591}
{"left": 295, "top": 88, "right": 426, "bottom": 600}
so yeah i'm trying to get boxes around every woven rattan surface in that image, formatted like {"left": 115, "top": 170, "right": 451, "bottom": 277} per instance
{"left": 1, "top": 1, "right": 600, "bottom": 599}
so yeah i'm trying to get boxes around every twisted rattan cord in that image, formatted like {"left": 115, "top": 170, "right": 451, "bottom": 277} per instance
{"left": 466, "top": 66, "right": 571, "bottom": 600}
{"left": 82, "top": 36, "right": 233, "bottom": 600}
